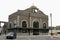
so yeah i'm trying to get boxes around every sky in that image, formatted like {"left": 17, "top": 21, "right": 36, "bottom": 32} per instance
{"left": 0, "top": 0, "right": 60, "bottom": 27}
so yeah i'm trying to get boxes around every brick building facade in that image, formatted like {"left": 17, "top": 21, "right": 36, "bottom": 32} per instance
{"left": 8, "top": 5, "right": 49, "bottom": 35}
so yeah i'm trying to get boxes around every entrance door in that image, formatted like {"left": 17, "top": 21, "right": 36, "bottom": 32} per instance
{"left": 33, "top": 21, "right": 39, "bottom": 35}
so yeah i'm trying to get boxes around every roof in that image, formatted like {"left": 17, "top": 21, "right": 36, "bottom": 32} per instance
{"left": 9, "top": 5, "right": 48, "bottom": 19}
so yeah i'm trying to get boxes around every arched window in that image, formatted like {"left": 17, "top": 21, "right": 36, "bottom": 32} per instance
{"left": 22, "top": 21, "right": 27, "bottom": 28}
{"left": 43, "top": 23, "right": 46, "bottom": 28}
{"left": 14, "top": 20, "right": 17, "bottom": 28}
{"left": 22, "top": 21, "right": 27, "bottom": 33}
{"left": 33, "top": 21, "right": 39, "bottom": 28}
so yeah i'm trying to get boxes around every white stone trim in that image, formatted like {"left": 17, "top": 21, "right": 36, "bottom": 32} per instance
{"left": 17, "top": 16, "right": 20, "bottom": 27}
{"left": 21, "top": 20, "right": 28, "bottom": 28}
{"left": 39, "top": 19, "right": 43, "bottom": 28}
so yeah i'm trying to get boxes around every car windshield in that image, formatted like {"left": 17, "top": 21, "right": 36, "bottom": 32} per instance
{"left": 7, "top": 32, "right": 14, "bottom": 35}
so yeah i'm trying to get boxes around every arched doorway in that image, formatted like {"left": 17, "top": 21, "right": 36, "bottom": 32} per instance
{"left": 22, "top": 21, "right": 27, "bottom": 33}
{"left": 33, "top": 21, "right": 39, "bottom": 35}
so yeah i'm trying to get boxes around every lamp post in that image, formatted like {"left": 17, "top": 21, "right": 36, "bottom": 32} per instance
{"left": 50, "top": 13, "right": 52, "bottom": 36}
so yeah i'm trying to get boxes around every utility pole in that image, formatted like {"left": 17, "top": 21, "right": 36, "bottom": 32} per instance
{"left": 50, "top": 13, "right": 52, "bottom": 36}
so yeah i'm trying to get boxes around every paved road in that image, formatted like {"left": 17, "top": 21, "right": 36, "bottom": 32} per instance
{"left": 0, "top": 34, "right": 60, "bottom": 40}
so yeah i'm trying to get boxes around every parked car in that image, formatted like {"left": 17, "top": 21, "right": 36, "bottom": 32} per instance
{"left": 6, "top": 32, "right": 17, "bottom": 39}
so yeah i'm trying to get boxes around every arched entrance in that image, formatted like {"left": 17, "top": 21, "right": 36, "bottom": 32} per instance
{"left": 33, "top": 21, "right": 39, "bottom": 35}
{"left": 22, "top": 21, "right": 27, "bottom": 33}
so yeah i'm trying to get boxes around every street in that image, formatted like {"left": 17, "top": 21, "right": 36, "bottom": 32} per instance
{"left": 0, "top": 34, "right": 60, "bottom": 40}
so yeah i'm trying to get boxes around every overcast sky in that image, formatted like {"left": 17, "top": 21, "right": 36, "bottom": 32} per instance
{"left": 0, "top": 0, "right": 60, "bottom": 27}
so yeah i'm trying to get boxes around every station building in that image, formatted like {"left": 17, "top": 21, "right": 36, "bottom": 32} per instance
{"left": 8, "top": 5, "right": 49, "bottom": 35}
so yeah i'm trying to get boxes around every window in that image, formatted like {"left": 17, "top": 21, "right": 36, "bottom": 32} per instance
{"left": 43, "top": 23, "right": 46, "bottom": 28}
{"left": 14, "top": 20, "right": 17, "bottom": 28}
{"left": 22, "top": 21, "right": 27, "bottom": 28}
{"left": 33, "top": 21, "right": 39, "bottom": 28}
{"left": 22, "top": 21, "right": 27, "bottom": 33}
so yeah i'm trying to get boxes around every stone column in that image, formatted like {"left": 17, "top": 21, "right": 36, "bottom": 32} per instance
{"left": 17, "top": 16, "right": 20, "bottom": 27}
{"left": 39, "top": 18, "right": 43, "bottom": 28}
